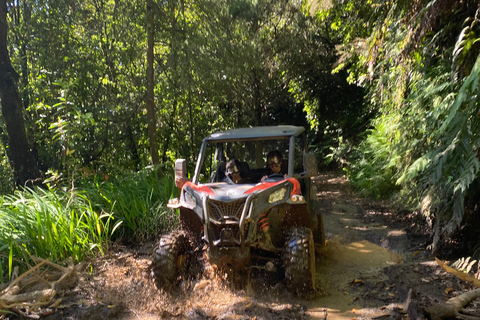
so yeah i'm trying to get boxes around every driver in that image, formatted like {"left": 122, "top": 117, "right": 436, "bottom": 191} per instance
{"left": 266, "top": 150, "right": 283, "bottom": 175}
{"left": 261, "top": 150, "right": 286, "bottom": 182}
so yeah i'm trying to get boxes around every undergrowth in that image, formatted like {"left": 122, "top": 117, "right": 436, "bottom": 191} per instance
{"left": 344, "top": 2, "right": 480, "bottom": 252}
{"left": 0, "top": 166, "right": 179, "bottom": 283}
{"left": 77, "top": 166, "right": 179, "bottom": 244}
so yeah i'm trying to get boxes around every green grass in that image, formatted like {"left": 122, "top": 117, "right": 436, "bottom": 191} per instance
{"left": 0, "top": 167, "right": 179, "bottom": 283}
{"left": 78, "top": 167, "right": 179, "bottom": 243}
{"left": 0, "top": 187, "right": 119, "bottom": 282}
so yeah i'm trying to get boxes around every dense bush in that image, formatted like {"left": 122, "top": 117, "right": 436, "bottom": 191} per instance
{"left": 341, "top": 1, "right": 480, "bottom": 251}
{"left": 0, "top": 144, "right": 14, "bottom": 195}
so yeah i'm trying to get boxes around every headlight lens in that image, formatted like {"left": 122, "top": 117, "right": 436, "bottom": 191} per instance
{"left": 268, "top": 187, "right": 287, "bottom": 203}
{"left": 290, "top": 195, "right": 304, "bottom": 202}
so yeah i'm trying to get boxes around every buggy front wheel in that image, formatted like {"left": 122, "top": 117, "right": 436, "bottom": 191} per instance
{"left": 150, "top": 230, "right": 193, "bottom": 291}
{"left": 282, "top": 227, "right": 316, "bottom": 294}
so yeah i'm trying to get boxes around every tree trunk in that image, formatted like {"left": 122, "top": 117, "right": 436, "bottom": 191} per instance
{"left": 161, "top": 2, "right": 180, "bottom": 164}
{"left": 0, "top": 0, "right": 39, "bottom": 187}
{"left": 146, "top": 0, "right": 160, "bottom": 166}
{"left": 126, "top": 124, "right": 141, "bottom": 171}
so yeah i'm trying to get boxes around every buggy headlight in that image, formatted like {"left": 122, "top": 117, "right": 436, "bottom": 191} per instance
{"left": 268, "top": 187, "right": 287, "bottom": 203}
{"left": 290, "top": 195, "right": 304, "bottom": 202}
{"left": 185, "top": 191, "right": 196, "bottom": 206}
{"left": 288, "top": 194, "right": 305, "bottom": 204}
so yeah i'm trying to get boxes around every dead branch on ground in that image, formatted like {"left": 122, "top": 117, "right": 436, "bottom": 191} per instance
{"left": 424, "top": 258, "right": 480, "bottom": 320}
{"left": 0, "top": 256, "right": 81, "bottom": 317}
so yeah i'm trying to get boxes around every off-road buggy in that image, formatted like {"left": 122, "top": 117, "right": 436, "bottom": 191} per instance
{"left": 151, "top": 125, "right": 324, "bottom": 294}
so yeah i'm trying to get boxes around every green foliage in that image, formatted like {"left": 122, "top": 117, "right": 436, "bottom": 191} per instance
{"left": 288, "top": 0, "right": 375, "bottom": 168}
{"left": 6, "top": 0, "right": 152, "bottom": 176}
{"left": 0, "top": 142, "right": 14, "bottom": 195}
{"left": 0, "top": 167, "right": 176, "bottom": 282}
{"left": 0, "top": 186, "right": 119, "bottom": 282}
{"left": 77, "top": 167, "right": 179, "bottom": 243}
{"left": 346, "top": 113, "right": 402, "bottom": 198}
{"left": 342, "top": 0, "right": 480, "bottom": 251}
{"left": 410, "top": 54, "right": 480, "bottom": 249}
{"left": 3, "top": 0, "right": 341, "bottom": 183}
{"left": 6, "top": 0, "right": 480, "bottom": 260}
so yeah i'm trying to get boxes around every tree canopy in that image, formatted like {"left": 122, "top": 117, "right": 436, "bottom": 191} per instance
{"left": 1, "top": 0, "right": 480, "bottom": 253}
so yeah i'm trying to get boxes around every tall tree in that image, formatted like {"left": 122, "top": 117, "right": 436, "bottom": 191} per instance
{"left": 146, "top": 0, "right": 159, "bottom": 166}
{"left": 0, "top": 0, "right": 38, "bottom": 186}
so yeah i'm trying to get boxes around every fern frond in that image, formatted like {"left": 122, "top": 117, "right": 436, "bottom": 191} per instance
{"left": 440, "top": 53, "right": 480, "bottom": 132}
{"left": 397, "top": 154, "right": 431, "bottom": 185}
{"left": 452, "top": 256, "right": 478, "bottom": 274}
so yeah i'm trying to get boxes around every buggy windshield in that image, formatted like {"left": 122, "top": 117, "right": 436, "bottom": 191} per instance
{"left": 195, "top": 136, "right": 306, "bottom": 184}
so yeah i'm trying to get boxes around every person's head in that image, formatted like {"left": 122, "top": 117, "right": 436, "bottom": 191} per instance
{"left": 266, "top": 151, "right": 283, "bottom": 174}
{"left": 225, "top": 159, "right": 241, "bottom": 182}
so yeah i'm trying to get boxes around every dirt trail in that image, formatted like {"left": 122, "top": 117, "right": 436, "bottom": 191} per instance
{"left": 39, "top": 172, "right": 470, "bottom": 320}
{"left": 307, "top": 173, "right": 415, "bottom": 319}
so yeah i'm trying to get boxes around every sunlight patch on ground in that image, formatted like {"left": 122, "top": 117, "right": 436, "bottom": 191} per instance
{"left": 326, "top": 177, "right": 347, "bottom": 184}
{"left": 321, "top": 190, "right": 342, "bottom": 196}
{"left": 310, "top": 236, "right": 403, "bottom": 319}
{"left": 387, "top": 229, "right": 406, "bottom": 237}
{"left": 323, "top": 236, "right": 402, "bottom": 267}
{"left": 346, "top": 241, "right": 373, "bottom": 254}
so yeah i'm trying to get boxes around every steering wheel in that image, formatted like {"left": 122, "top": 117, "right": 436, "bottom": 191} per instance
{"left": 264, "top": 173, "right": 285, "bottom": 182}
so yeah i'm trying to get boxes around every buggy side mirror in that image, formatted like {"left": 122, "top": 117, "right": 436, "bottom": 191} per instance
{"left": 175, "top": 159, "right": 187, "bottom": 188}
{"left": 303, "top": 153, "right": 318, "bottom": 177}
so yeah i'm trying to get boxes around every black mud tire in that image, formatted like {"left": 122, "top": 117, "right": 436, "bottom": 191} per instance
{"left": 281, "top": 227, "right": 316, "bottom": 294}
{"left": 151, "top": 230, "right": 194, "bottom": 291}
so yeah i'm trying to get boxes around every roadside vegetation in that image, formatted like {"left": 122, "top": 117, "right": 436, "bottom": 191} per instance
{"left": 0, "top": 167, "right": 177, "bottom": 283}
{"left": 0, "top": 0, "right": 479, "bottom": 294}
{"left": 333, "top": 0, "right": 480, "bottom": 254}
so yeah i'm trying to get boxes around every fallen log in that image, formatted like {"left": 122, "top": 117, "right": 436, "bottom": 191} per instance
{"left": 0, "top": 260, "right": 48, "bottom": 297}
{"left": 424, "top": 259, "right": 480, "bottom": 320}
{"left": 0, "top": 288, "right": 56, "bottom": 304}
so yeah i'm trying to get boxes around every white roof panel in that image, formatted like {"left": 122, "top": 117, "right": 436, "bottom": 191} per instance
{"left": 205, "top": 125, "right": 305, "bottom": 142}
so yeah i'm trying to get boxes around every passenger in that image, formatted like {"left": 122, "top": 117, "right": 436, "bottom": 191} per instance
{"left": 225, "top": 159, "right": 250, "bottom": 184}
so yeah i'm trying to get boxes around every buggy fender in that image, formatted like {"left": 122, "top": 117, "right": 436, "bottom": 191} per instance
{"left": 247, "top": 202, "right": 312, "bottom": 247}
{"left": 179, "top": 207, "right": 203, "bottom": 235}
{"left": 283, "top": 203, "right": 312, "bottom": 229}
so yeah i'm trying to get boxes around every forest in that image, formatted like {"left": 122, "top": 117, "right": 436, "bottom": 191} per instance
{"left": 1, "top": 0, "right": 480, "bottom": 289}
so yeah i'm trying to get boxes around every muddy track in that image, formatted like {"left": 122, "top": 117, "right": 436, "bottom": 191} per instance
{"left": 37, "top": 172, "right": 478, "bottom": 320}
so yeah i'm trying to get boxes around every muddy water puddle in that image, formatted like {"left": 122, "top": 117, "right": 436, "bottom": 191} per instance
{"left": 141, "top": 236, "right": 405, "bottom": 320}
